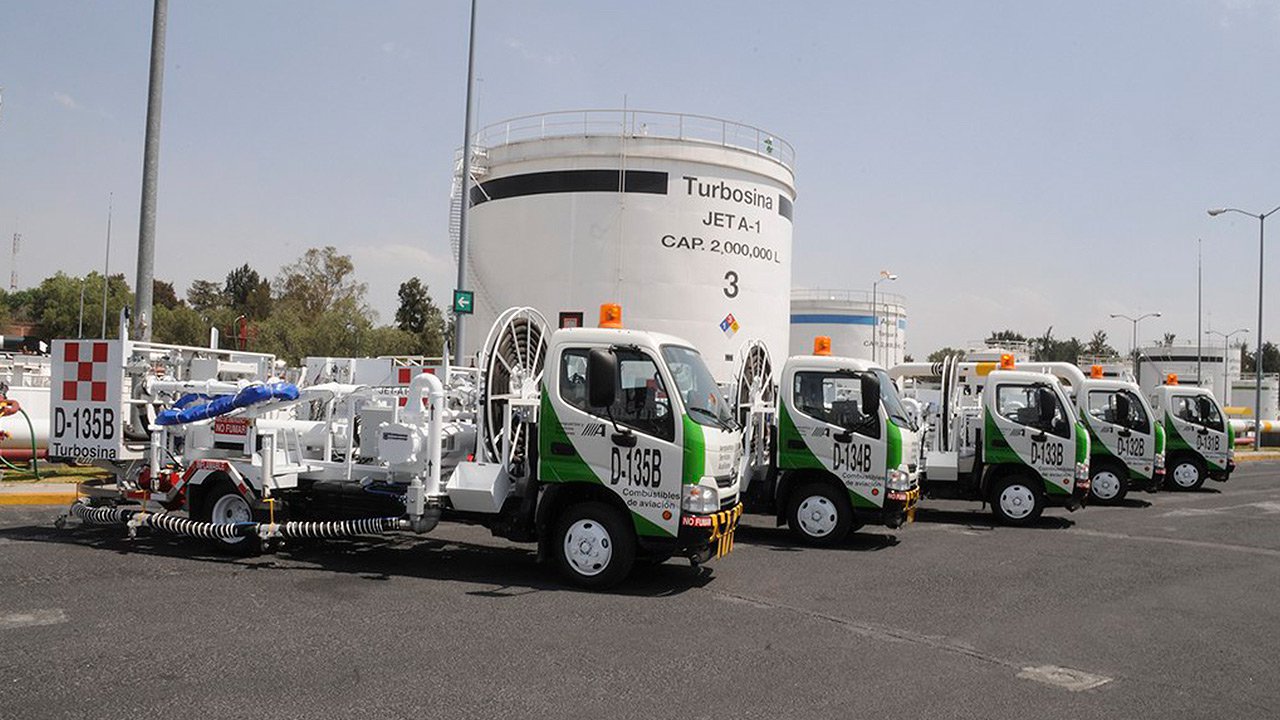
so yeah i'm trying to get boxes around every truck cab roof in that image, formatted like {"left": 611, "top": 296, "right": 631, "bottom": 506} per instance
{"left": 783, "top": 355, "right": 885, "bottom": 373}
{"left": 548, "top": 327, "right": 698, "bottom": 352}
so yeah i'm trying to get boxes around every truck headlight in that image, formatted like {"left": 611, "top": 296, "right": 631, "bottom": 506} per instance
{"left": 681, "top": 484, "right": 718, "bottom": 515}
{"left": 886, "top": 467, "right": 913, "bottom": 491}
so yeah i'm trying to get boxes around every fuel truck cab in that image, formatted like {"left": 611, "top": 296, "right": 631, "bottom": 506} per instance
{"left": 1077, "top": 370, "right": 1165, "bottom": 504}
{"left": 735, "top": 337, "right": 922, "bottom": 546}
{"left": 902, "top": 354, "right": 1090, "bottom": 526}
{"left": 1151, "top": 375, "right": 1234, "bottom": 491}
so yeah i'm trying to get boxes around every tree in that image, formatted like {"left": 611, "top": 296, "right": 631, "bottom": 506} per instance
{"left": 187, "top": 279, "right": 226, "bottom": 313}
{"left": 362, "top": 326, "right": 420, "bottom": 356}
{"left": 927, "top": 347, "right": 966, "bottom": 362}
{"left": 1030, "top": 326, "right": 1084, "bottom": 363}
{"left": 274, "top": 246, "right": 367, "bottom": 318}
{"left": 153, "top": 280, "right": 183, "bottom": 310}
{"left": 30, "top": 272, "right": 132, "bottom": 339}
{"left": 255, "top": 247, "right": 376, "bottom": 363}
{"left": 223, "top": 263, "right": 271, "bottom": 320}
{"left": 986, "top": 329, "right": 1026, "bottom": 345}
{"left": 395, "top": 278, "right": 447, "bottom": 355}
{"left": 1085, "top": 330, "right": 1116, "bottom": 358}
{"left": 395, "top": 278, "right": 431, "bottom": 334}
{"left": 1242, "top": 342, "right": 1280, "bottom": 374}
{"left": 153, "top": 304, "right": 208, "bottom": 346}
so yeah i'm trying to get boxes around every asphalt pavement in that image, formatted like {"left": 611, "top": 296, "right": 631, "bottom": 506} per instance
{"left": 1, "top": 462, "right": 1278, "bottom": 720}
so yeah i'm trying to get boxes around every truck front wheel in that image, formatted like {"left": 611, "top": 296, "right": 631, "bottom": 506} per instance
{"left": 787, "top": 482, "right": 853, "bottom": 546}
{"left": 990, "top": 475, "right": 1044, "bottom": 526}
{"left": 553, "top": 501, "right": 636, "bottom": 589}
{"left": 1167, "top": 456, "right": 1206, "bottom": 491}
{"left": 1089, "top": 462, "right": 1129, "bottom": 505}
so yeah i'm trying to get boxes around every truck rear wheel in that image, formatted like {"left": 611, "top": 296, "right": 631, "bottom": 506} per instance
{"left": 197, "top": 481, "right": 261, "bottom": 556}
{"left": 787, "top": 482, "right": 853, "bottom": 546}
{"left": 553, "top": 501, "right": 635, "bottom": 589}
{"left": 990, "top": 475, "right": 1044, "bottom": 526}
{"left": 1089, "top": 462, "right": 1129, "bottom": 505}
{"left": 1167, "top": 456, "right": 1206, "bottom": 491}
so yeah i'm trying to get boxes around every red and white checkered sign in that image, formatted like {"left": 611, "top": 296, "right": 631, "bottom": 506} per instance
{"left": 50, "top": 339, "right": 124, "bottom": 460}
{"left": 60, "top": 341, "right": 111, "bottom": 403}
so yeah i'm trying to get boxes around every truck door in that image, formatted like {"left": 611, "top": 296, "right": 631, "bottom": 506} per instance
{"left": 987, "top": 381, "right": 1075, "bottom": 497}
{"left": 1084, "top": 388, "right": 1156, "bottom": 482}
{"left": 550, "top": 345, "right": 682, "bottom": 538}
{"left": 786, "top": 370, "right": 887, "bottom": 509}
{"left": 1167, "top": 391, "right": 1230, "bottom": 473}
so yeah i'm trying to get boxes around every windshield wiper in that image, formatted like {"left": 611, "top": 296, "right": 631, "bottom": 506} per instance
{"left": 688, "top": 405, "right": 734, "bottom": 431}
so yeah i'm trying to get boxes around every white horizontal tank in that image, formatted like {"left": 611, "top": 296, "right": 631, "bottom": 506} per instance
{"left": 456, "top": 110, "right": 796, "bottom": 381}
{"left": 790, "top": 288, "right": 908, "bottom": 366}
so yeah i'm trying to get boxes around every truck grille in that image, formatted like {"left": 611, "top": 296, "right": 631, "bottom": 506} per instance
{"left": 714, "top": 474, "right": 735, "bottom": 489}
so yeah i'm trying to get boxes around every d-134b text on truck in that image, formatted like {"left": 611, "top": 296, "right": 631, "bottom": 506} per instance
{"left": 50, "top": 305, "right": 742, "bottom": 589}
{"left": 733, "top": 336, "right": 922, "bottom": 545}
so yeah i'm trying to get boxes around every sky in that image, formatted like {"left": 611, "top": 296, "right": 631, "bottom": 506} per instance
{"left": 1, "top": 0, "right": 1279, "bottom": 357}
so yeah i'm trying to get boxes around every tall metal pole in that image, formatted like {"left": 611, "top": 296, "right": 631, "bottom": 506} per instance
{"left": 132, "top": 0, "right": 167, "bottom": 342}
{"left": 1197, "top": 238, "right": 1202, "bottom": 385}
{"left": 1256, "top": 214, "right": 1265, "bottom": 449}
{"left": 452, "top": 0, "right": 478, "bottom": 365}
{"left": 101, "top": 193, "right": 112, "bottom": 338}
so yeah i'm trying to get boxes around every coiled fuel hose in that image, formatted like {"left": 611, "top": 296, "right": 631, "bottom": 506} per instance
{"left": 67, "top": 501, "right": 402, "bottom": 541}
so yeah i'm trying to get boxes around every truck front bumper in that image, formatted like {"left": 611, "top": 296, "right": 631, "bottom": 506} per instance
{"left": 679, "top": 503, "right": 743, "bottom": 564}
{"left": 878, "top": 486, "right": 921, "bottom": 529}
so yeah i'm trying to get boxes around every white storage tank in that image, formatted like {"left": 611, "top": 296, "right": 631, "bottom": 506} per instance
{"left": 456, "top": 110, "right": 796, "bottom": 381}
{"left": 790, "top": 288, "right": 908, "bottom": 366}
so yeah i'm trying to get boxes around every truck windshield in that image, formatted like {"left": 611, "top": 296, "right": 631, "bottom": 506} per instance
{"left": 662, "top": 345, "right": 735, "bottom": 430}
{"left": 874, "top": 369, "right": 916, "bottom": 431}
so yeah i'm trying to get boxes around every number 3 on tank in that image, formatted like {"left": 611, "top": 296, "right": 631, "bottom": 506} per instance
{"left": 723, "top": 270, "right": 738, "bottom": 298}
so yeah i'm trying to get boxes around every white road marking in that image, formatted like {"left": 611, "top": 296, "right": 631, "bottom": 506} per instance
{"left": 1017, "top": 665, "right": 1112, "bottom": 691}
{"left": 1162, "top": 501, "right": 1280, "bottom": 518}
{"left": 1073, "top": 528, "right": 1280, "bottom": 558}
{"left": 709, "top": 589, "right": 1111, "bottom": 689}
{"left": 0, "top": 608, "right": 68, "bottom": 630}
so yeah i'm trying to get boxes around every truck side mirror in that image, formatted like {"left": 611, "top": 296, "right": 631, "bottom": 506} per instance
{"left": 860, "top": 373, "right": 881, "bottom": 418}
{"left": 1114, "top": 393, "right": 1132, "bottom": 427}
{"left": 587, "top": 348, "right": 618, "bottom": 408}
{"left": 1197, "top": 396, "right": 1215, "bottom": 424}
{"left": 1037, "top": 386, "right": 1057, "bottom": 425}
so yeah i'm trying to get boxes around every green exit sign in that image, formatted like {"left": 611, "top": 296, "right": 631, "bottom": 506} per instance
{"left": 452, "top": 289, "right": 474, "bottom": 315}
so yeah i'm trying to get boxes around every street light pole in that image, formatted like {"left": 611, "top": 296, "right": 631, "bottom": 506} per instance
{"left": 1197, "top": 238, "right": 1202, "bottom": 384}
{"left": 453, "top": 0, "right": 479, "bottom": 365}
{"left": 1208, "top": 203, "right": 1280, "bottom": 450}
{"left": 1205, "top": 328, "right": 1249, "bottom": 403}
{"left": 1110, "top": 311, "right": 1162, "bottom": 387}
{"left": 871, "top": 271, "right": 897, "bottom": 363}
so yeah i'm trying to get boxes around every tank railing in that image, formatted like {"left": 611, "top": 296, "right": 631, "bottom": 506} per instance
{"left": 475, "top": 109, "right": 795, "bottom": 170}
{"left": 791, "top": 288, "right": 906, "bottom": 307}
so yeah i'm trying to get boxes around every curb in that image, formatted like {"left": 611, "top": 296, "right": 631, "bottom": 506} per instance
{"left": 1235, "top": 453, "right": 1280, "bottom": 464}
{"left": 0, "top": 487, "right": 81, "bottom": 506}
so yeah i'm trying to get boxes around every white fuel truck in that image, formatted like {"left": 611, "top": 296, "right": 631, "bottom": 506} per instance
{"left": 1076, "top": 368, "right": 1165, "bottom": 504}
{"left": 732, "top": 337, "right": 922, "bottom": 545}
{"left": 893, "top": 354, "right": 1090, "bottom": 525}
{"left": 1150, "top": 374, "right": 1234, "bottom": 491}
{"left": 50, "top": 305, "right": 742, "bottom": 589}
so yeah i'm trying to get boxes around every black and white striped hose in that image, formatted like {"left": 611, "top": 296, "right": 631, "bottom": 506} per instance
{"left": 68, "top": 501, "right": 402, "bottom": 541}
